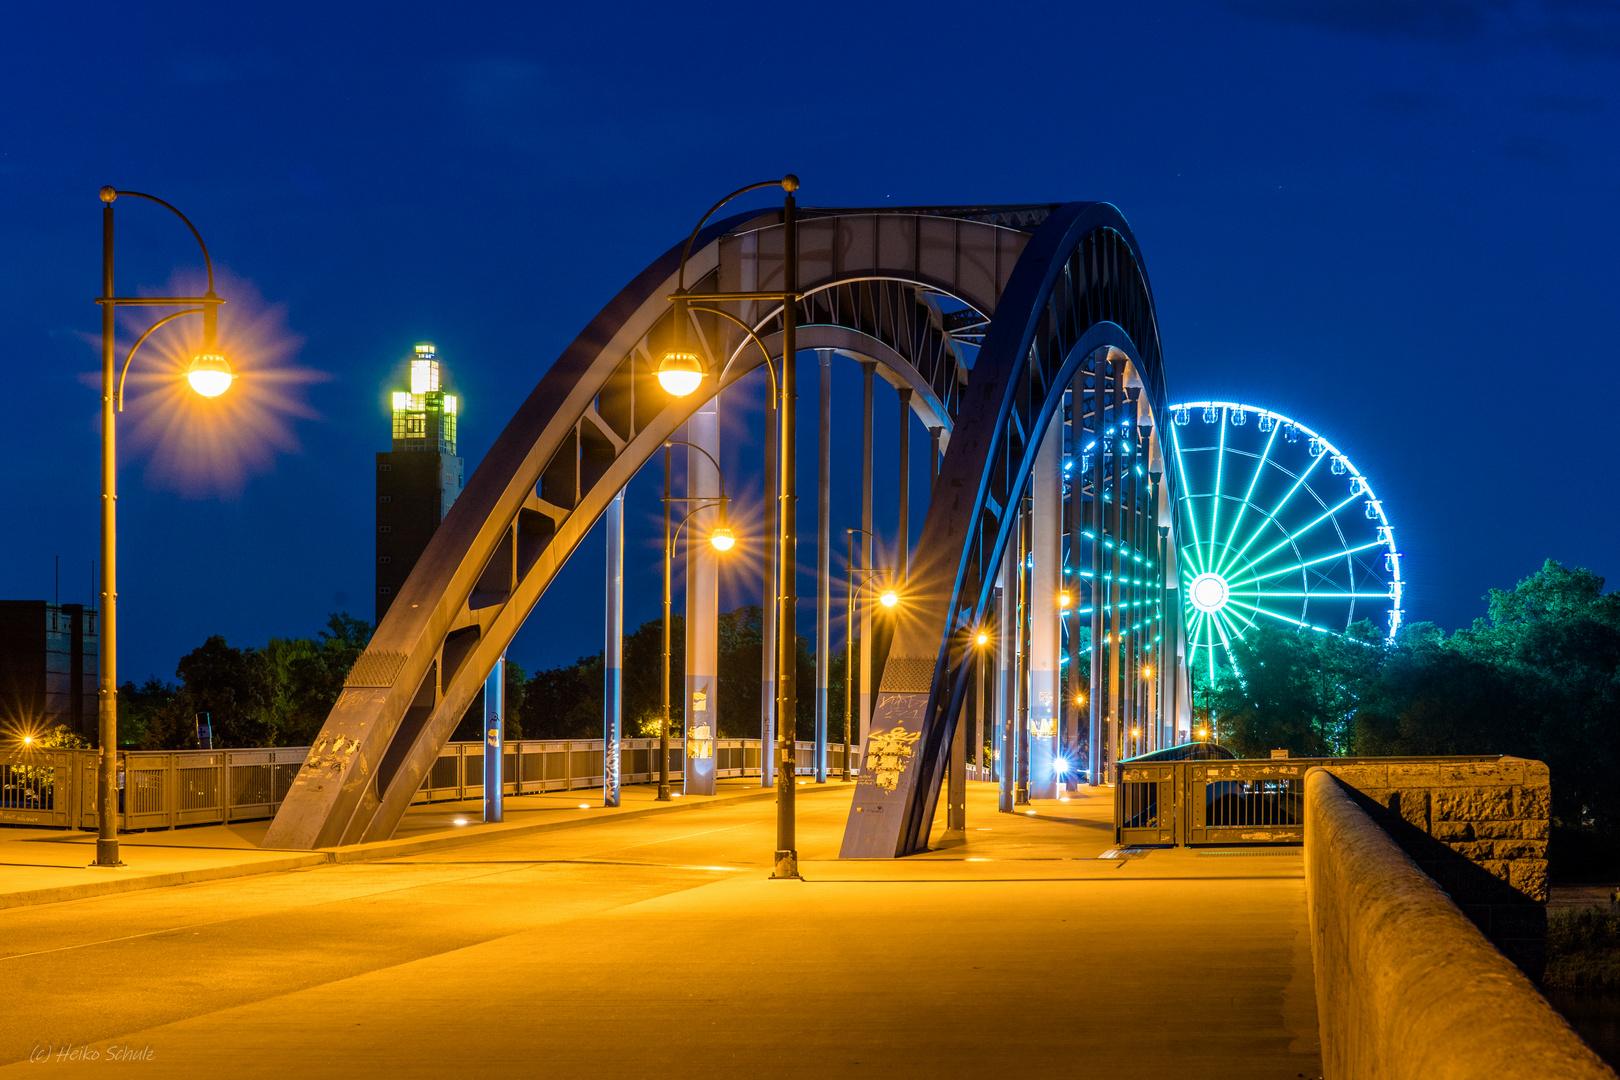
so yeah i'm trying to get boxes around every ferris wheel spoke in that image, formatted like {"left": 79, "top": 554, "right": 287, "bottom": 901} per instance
{"left": 1207, "top": 609, "right": 1242, "bottom": 677}
{"left": 1170, "top": 425, "right": 1206, "bottom": 574}
{"left": 1208, "top": 407, "right": 1227, "bottom": 568}
{"left": 1216, "top": 601, "right": 1259, "bottom": 634}
{"left": 1221, "top": 446, "right": 1328, "bottom": 576}
{"left": 1244, "top": 488, "right": 1368, "bottom": 571}
{"left": 1212, "top": 422, "right": 1280, "bottom": 579}
{"left": 1245, "top": 590, "right": 1391, "bottom": 600}
{"left": 1228, "top": 538, "right": 1386, "bottom": 590}
{"left": 1225, "top": 597, "right": 1331, "bottom": 633}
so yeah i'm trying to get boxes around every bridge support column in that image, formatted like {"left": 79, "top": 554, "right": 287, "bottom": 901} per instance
{"left": 604, "top": 491, "right": 623, "bottom": 807}
{"left": 1029, "top": 412, "right": 1062, "bottom": 800}
{"left": 685, "top": 397, "right": 720, "bottom": 795}
{"left": 1064, "top": 377, "right": 1083, "bottom": 791}
{"left": 898, "top": 387, "right": 912, "bottom": 583}
{"left": 858, "top": 362, "right": 875, "bottom": 777}
{"left": 1108, "top": 367, "right": 1125, "bottom": 784}
{"left": 1088, "top": 352, "right": 1106, "bottom": 787}
{"left": 815, "top": 351, "right": 832, "bottom": 783}
{"left": 996, "top": 541, "right": 1014, "bottom": 812}
{"left": 483, "top": 653, "right": 504, "bottom": 823}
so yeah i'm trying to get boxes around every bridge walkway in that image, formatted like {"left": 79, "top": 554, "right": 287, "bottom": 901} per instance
{"left": 0, "top": 781, "right": 1320, "bottom": 1078}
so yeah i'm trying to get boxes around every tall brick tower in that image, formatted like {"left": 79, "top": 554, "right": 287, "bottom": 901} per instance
{"left": 375, "top": 343, "right": 463, "bottom": 624}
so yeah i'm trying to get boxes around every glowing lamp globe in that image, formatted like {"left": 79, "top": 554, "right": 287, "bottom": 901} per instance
{"left": 1059, "top": 591, "right": 1071, "bottom": 608}
{"left": 975, "top": 631, "right": 988, "bottom": 646}
{"left": 187, "top": 353, "right": 234, "bottom": 397}
{"left": 710, "top": 527, "right": 736, "bottom": 552}
{"left": 657, "top": 351, "right": 704, "bottom": 397}
{"left": 879, "top": 589, "right": 899, "bottom": 608}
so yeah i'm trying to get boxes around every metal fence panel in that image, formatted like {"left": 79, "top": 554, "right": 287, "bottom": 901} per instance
{"left": 3, "top": 737, "right": 857, "bottom": 832}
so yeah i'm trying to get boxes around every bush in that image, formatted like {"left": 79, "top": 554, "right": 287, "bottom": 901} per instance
{"left": 1546, "top": 906, "right": 1620, "bottom": 989}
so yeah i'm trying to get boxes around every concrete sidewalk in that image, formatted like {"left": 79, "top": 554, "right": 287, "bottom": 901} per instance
{"left": 0, "top": 780, "right": 1320, "bottom": 1078}
{"left": 0, "top": 775, "right": 831, "bottom": 910}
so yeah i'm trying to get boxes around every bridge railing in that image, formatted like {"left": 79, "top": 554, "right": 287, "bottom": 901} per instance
{"left": 0, "top": 739, "right": 854, "bottom": 833}
{"left": 1114, "top": 755, "right": 1501, "bottom": 847}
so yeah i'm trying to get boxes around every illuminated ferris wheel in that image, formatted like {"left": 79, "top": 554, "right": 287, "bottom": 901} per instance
{"left": 1167, "top": 401, "right": 1403, "bottom": 682}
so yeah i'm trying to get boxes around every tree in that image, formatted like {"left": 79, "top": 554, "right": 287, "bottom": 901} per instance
{"left": 1451, "top": 561, "right": 1620, "bottom": 836}
{"left": 175, "top": 636, "right": 274, "bottom": 747}
{"left": 1210, "top": 619, "right": 1384, "bottom": 757}
{"left": 274, "top": 613, "right": 373, "bottom": 745}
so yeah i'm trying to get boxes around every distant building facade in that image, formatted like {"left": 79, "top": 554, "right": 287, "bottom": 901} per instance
{"left": 0, "top": 601, "right": 99, "bottom": 743}
{"left": 376, "top": 343, "right": 464, "bottom": 624}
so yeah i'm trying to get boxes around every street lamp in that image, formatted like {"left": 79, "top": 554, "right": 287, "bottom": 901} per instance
{"left": 659, "top": 439, "right": 733, "bottom": 802}
{"left": 660, "top": 176, "right": 802, "bottom": 879}
{"left": 843, "top": 528, "right": 896, "bottom": 782}
{"left": 93, "top": 188, "right": 233, "bottom": 868}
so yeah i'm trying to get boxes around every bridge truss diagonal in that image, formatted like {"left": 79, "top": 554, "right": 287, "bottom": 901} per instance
{"left": 265, "top": 204, "right": 1049, "bottom": 850}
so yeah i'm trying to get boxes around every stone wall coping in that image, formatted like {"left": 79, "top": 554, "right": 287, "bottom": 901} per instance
{"left": 1304, "top": 769, "right": 1609, "bottom": 1079}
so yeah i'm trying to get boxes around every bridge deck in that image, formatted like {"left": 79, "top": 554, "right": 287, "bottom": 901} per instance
{"left": 0, "top": 782, "right": 1320, "bottom": 1077}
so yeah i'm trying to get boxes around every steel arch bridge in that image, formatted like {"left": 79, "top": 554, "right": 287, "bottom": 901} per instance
{"left": 265, "top": 200, "right": 1187, "bottom": 856}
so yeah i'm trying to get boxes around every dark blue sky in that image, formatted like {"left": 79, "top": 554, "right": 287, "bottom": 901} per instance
{"left": 4, "top": 1, "right": 1617, "bottom": 683}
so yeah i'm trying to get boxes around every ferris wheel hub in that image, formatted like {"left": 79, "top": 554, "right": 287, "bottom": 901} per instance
{"left": 1189, "top": 571, "right": 1231, "bottom": 615}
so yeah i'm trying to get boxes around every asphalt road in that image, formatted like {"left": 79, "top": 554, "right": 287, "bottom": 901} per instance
{"left": 0, "top": 782, "right": 1321, "bottom": 1078}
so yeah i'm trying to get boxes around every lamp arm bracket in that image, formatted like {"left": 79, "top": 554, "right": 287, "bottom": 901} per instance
{"left": 115, "top": 190, "right": 218, "bottom": 297}
{"left": 675, "top": 179, "right": 793, "bottom": 292}
{"left": 116, "top": 308, "right": 203, "bottom": 411}
{"left": 689, "top": 305, "right": 779, "bottom": 408}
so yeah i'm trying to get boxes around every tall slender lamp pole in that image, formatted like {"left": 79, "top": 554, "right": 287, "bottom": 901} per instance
{"left": 94, "top": 188, "right": 234, "bottom": 868}
{"left": 659, "top": 175, "right": 801, "bottom": 878}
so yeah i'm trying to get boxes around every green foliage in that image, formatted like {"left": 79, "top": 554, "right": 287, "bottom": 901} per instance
{"left": 1547, "top": 906, "right": 1620, "bottom": 989}
{"left": 128, "top": 613, "right": 373, "bottom": 750}
{"left": 1206, "top": 560, "right": 1620, "bottom": 872}
{"left": 34, "top": 724, "right": 88, "bottom": 750}
{"left": 1208, "top": 618, "right": 1383, "bottom": 756}
{"left": 514, "top": 605, "right": 820, "bottom": 742}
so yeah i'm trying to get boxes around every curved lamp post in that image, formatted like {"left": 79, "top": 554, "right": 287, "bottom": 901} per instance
{"left": 842, "top": 528, "right": 897, "bottom": 782}
{"left": 657, "top": 176, "right": 803, "bottom": 879}
{"left": 659, "top": 439, "right": 733, "bottom": 801}
{"left": 93, "top": 187, "right": 234, "bottom": 867}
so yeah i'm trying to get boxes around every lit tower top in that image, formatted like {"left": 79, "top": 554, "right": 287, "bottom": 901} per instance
{"left": 391, "top": 342, "right": 458, "bottom": 454}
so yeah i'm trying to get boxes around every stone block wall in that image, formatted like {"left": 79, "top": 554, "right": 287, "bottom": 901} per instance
{"left": 1320, "top": 757, "right": 1550, "bottom": 976}
{"left": 1303, "top": 770, "right": 1610, "bottom": 1079}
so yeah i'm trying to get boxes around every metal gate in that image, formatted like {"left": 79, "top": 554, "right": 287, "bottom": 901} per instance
{"left": 1116, "top": 755, "right": 1500, "bottom": 846}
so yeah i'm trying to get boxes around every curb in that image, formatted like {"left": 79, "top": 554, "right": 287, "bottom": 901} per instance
{"left": 0, "top": 852, "right": 330, "bottom": 912}
{"left": 0, "top": 782, "right": 851, "bottom": 910}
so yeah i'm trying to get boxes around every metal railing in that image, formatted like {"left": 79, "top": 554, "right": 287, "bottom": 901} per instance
{"left": 1, "top": 738, "right": 856, "bottom": 832}
{"left": 1114, "top": 755, "right": 1501, "bottom": 847}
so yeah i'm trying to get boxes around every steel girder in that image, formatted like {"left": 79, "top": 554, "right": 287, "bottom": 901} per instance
{"left": 838, "top": 202, "right": 1188, "bottom": 859}
{"left": 264, "top": 207, "right": 1034, "bottom": 850}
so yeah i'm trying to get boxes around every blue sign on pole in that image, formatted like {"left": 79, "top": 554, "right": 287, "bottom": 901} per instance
{"left": 484, "top": 654, "right": 504, "bottom": 823}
